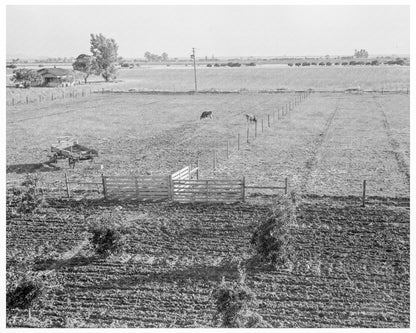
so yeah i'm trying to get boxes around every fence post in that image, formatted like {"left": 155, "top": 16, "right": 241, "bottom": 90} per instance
{"left": 51, "top": 93, "right": 54, "bottom": 101}
{"left": 101, "top": 174, "right": 107, "bottom": 199}
{"left": 285, "top": 177, "right": 288, "bottom": 194}
{"left": 242, "top": 176, "right": 246, "bottom": 202}
{"left": 238, "top": 133, "right": 240, "bottom": 150}
{"left": 12, "top": 98, "right": 14, "bottom": 106}
{"left": 213, "top": 150, "right": 217, "bottom": 171}
{"left": 362, "top": 180, "right": 366, "bottom": 207}
{"left": 135, "top": 177, "right": 139, "bottom": 197}
{"left": 168, "top": 174, "right": 173, "bottom": 200}
{"left": 227, "top": 140, "right": 230, "bottom": 158}
{"left": 65, "top": 173, "right": 70, "bottom": 199}
{"left": 247, "top": 127, "right": 250, "bottom": 143}
{"left": 26, "top": 96, "right": 29, "bottom": 104}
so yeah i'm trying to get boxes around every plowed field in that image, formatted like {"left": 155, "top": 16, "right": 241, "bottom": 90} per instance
{"left": 6, "top": 197, "right": 409, "bottom": 327}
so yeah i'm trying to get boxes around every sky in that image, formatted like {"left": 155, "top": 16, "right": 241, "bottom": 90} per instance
{"left": 6, "top": 5, "right": 410, "bottom": 59}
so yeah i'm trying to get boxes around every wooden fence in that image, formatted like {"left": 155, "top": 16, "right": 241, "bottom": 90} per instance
{"left": 172, "top": 178, "right": 245, "bottom": 203}
{"left": 102, "top": 175, "right": 170, "bottom": 201}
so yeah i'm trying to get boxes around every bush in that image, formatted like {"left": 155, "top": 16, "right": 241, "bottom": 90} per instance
{"left": 88, "top": 226, "right": 123, "bottom": 257}
{"left": 250, "top": 196, "right": 295, "bottom": 267}
{"left": 7, "top": 278, "right": 44, "bottom": 311}
{"left": 12, "top": 68, "right": 44, "bottom": 88}
{"left": 87, "top": 212, "right": 126, "bottom": 257}
{"left": 7, "top": 174, "right": 46, "bottom": 215}
{"left": 212, "top": 272, "right": 270, "bottom": 328}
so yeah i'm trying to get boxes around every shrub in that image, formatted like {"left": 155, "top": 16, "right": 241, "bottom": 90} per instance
{"left": 7, "top": 174, "right": 46, "bottom": 215}
{"left": 88, "top": 226, "right": 123, "bottom": 257}
{"left": 250, "top": 196, "right": 295, "bottom": 267}
{"left": 7, "top": 277, "right": 45, "bottom": 312}
{"left": 12, "top": 68, "right": 44, "bottom": 88}
{"left": 211, "top": 271, "right": 270, "bottom": 328}
{"left": 87, "top": 212, "right": 126, "bottom": 257}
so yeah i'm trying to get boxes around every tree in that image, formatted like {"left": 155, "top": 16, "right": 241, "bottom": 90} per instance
{"left": 161, "top": 52, "right": 169, "bottom": 62}
{"left": 90, "top": 33, "right": 119, "bottom": 81}
{"left": 72, "top": 54, "right": 97, "bottom": 84}
{"left": 12, "top": 69, "right": 44, "bottom": 88}
{"left": 354, "top": 49, "right": 369, "bottom": 58}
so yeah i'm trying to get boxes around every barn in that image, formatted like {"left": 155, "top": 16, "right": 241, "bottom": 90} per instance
{"left": 37, "top": 68, "right": 76, "bottom": 87}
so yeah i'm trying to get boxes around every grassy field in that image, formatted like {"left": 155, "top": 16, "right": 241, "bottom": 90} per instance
{"left": 6, "top": 92, "right": 409, "bottom": 197}
{"left": 7, "top": 65, "right": 410, "bottom": 102}
{"left": 116, "top": 66, "right": 410, "bottom": 91}
{"left": 6, "top": 88, "right": 410, "bottom": 327}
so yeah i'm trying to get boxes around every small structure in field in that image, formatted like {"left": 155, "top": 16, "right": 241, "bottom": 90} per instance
{"left": 37, "top": 68, "right": 76, "bottom": 87}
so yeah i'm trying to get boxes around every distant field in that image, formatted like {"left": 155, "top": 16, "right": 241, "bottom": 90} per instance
{"left": 114, "top": 66, "right": 410, "bottom": 91}
{"left": 6, "top": 65, "right": 409, "bottom": 97}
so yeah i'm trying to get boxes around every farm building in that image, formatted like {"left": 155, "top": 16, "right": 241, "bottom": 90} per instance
{"left": 37, "top": 67, "right": 77, "bottom": 87}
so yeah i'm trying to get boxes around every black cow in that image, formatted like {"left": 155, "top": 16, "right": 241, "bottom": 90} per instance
{"left": 200, "top": 111, "right": 213, "bottom": 119}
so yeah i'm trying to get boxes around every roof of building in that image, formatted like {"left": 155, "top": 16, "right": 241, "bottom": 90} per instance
{"left": 37, "top": 67, "right": 74, "bottom": 77}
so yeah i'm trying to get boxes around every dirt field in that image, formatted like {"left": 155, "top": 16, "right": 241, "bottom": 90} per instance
{"left": 6, "top": 90, "right": 410, "bottom": 327}
{"left": 6, "top": 196, "right": 409, "bottom": 328}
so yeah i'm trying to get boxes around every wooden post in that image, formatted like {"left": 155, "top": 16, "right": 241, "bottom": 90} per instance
{"left": 135, "top": 177, "right": 139, "bottom": 197}
{"left": 206, "top": 180, "right": 209, "bottom": 202}
{"left": 268, "top": 114, "right": 270, "bottom": 127}
{"left": 261, "top": 118, "right": 264, "bottom": 132}
{"left": 238, "top": 133, "right": 240, "bottom": 150}
{"left": 213, "top": 150, "right": 217, "bottom": 171}
{"left": 196, "top": 158, "right": 200, "bottom": 179}
{"left": 247, "top": 127, "right": 250, "bottom": 143}
{"left": 12, "top": 98, "right": 14, "bottom": 106}
{"left": 65, "top": 173, "right": 70, "bottom": 199}
{"left": 51, "top": 93, "right": 54, "bottom": 101}
{"left": 284, "top": 177, "right": 288, "bottom": 194}
{"left": 227, "top": 140, "right": 230, "bottom": 158}
{"left": 242, "top": 176, "right": 246, "bottom": 202}
{"left": 168, "top": 174, "right": 173, "bottom": 200}
{"left": 362, "top": 180, "right": 366, "bottom": 207}
{"left": 26, "top": 96, "right": 29, "bottom": 104}
{"left": 101, "top": 174, "right": 107, "bottom": 199}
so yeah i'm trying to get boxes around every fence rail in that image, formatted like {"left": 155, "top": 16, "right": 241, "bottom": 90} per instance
{"left": 172, "top": 178, "right": 244, "bottom": 203}
{"left": 103, "top": 175, "right": 170, "bottom": 201}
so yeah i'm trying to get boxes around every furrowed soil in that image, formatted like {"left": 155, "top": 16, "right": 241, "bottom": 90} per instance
{"left": 6, "top": 91, "right": 410, "bottom": 327}
{"left": 6, "top": 197, "right": 409, "bottom": 328}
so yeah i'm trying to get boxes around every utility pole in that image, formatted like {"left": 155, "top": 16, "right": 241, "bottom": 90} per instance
{"left": 191, "top": 47, "right": 197, "bottom": 92}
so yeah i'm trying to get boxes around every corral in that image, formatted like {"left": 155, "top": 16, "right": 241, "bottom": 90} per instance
{"left": 6, "top": 69, "right": 410, "bottom": 327}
